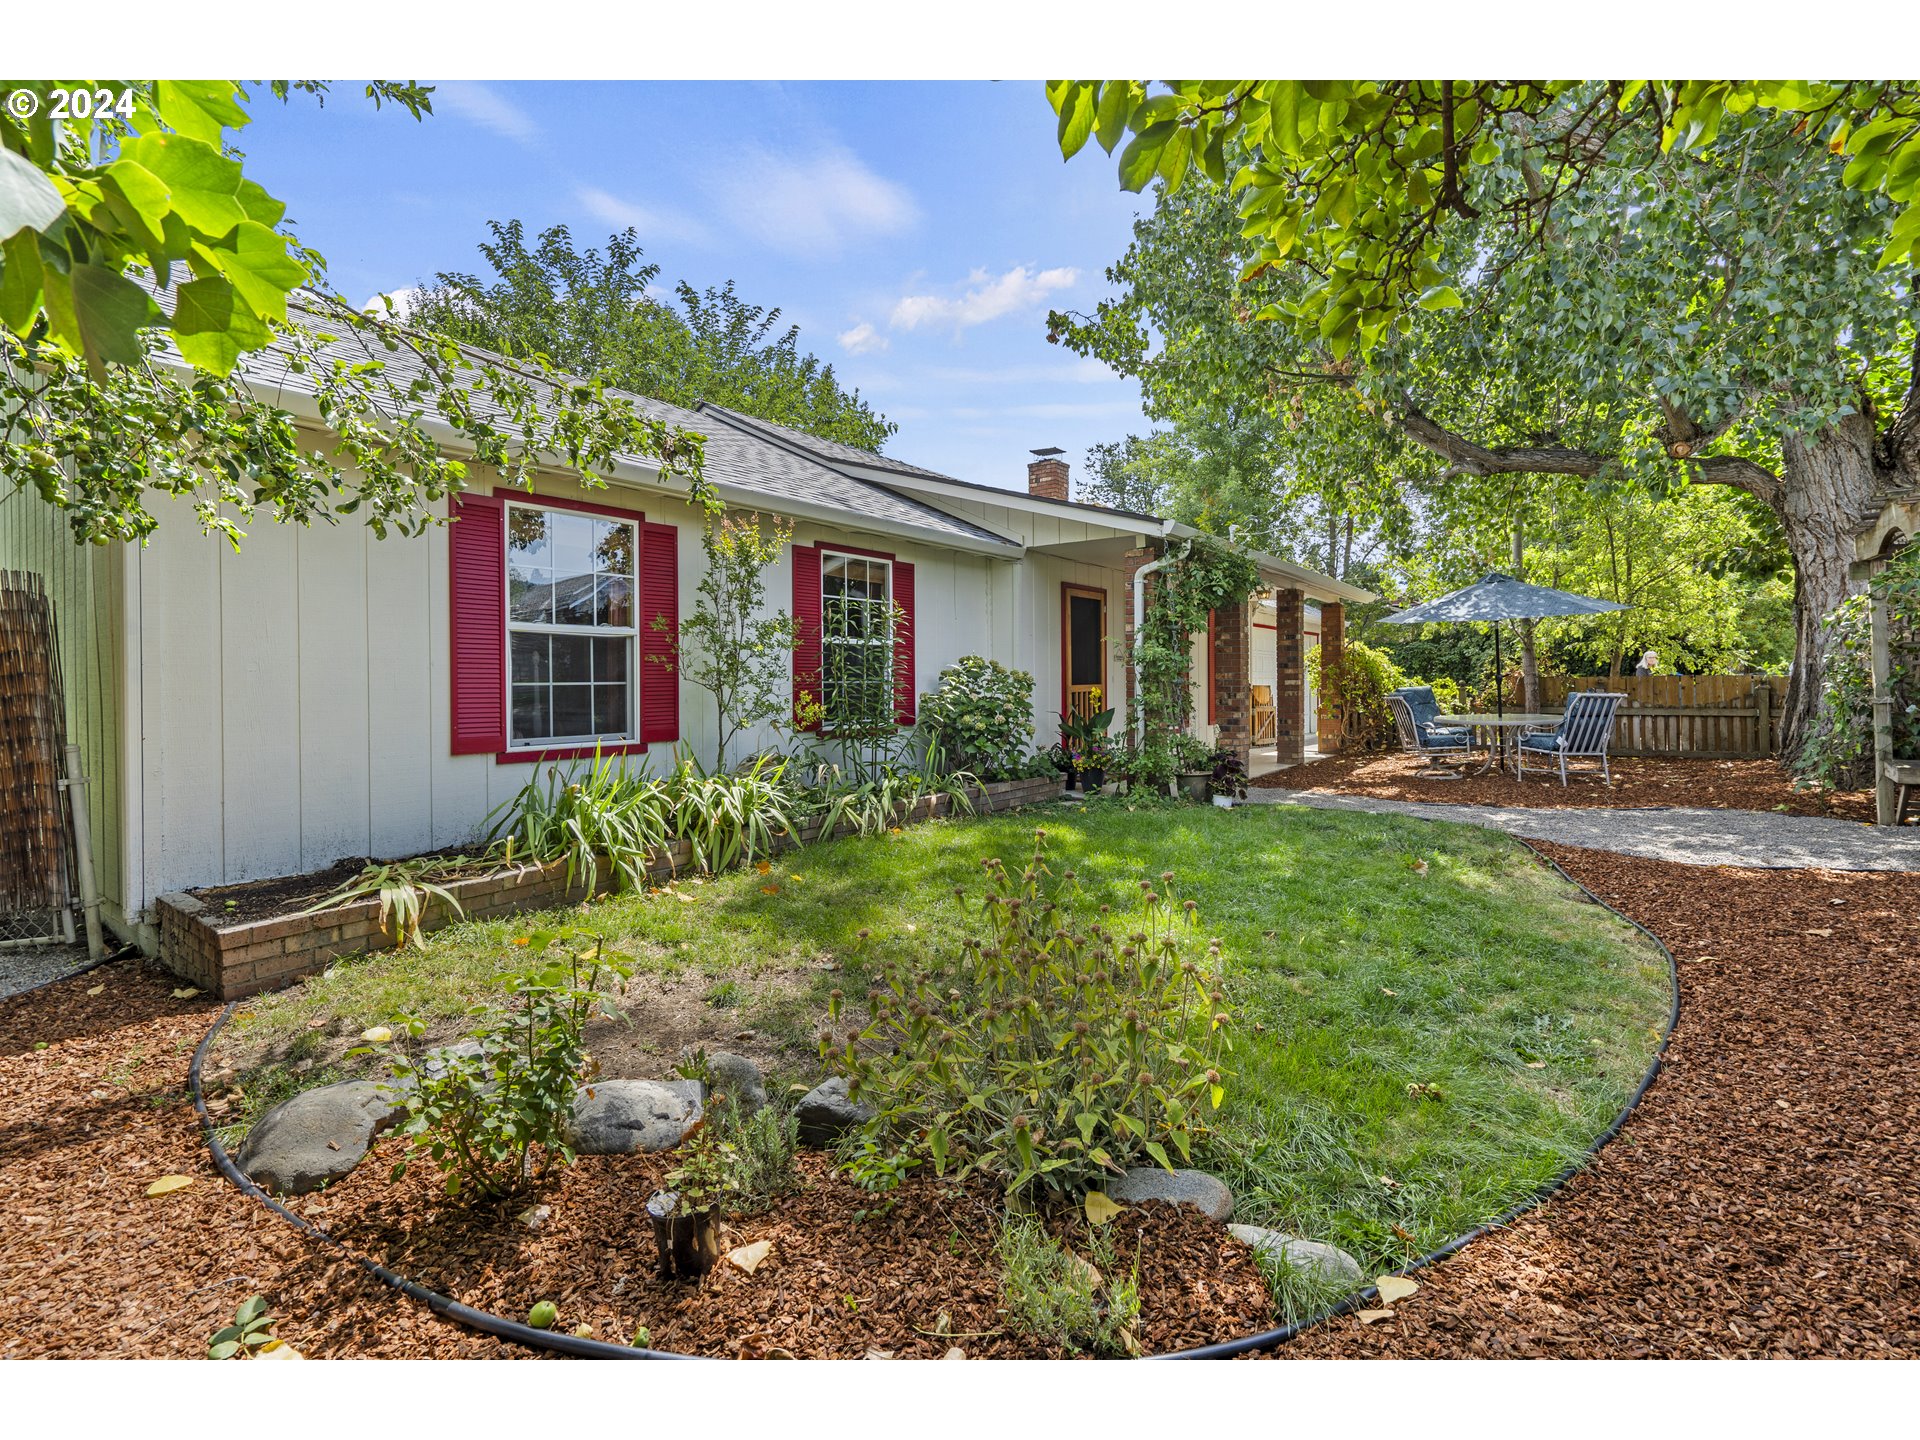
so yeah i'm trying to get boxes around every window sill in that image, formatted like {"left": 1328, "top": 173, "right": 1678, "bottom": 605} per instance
{"left": 496, "top": 740, "right": 649, "bottom": 765}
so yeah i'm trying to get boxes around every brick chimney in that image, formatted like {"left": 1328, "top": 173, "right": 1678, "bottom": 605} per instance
{"left": 1027, "top": 446, "right": 1069, "bottom": 501}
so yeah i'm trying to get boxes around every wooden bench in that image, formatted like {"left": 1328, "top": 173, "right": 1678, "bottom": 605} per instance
{"left": 1891, "top": 761, "right": 1920, "bottom": 826}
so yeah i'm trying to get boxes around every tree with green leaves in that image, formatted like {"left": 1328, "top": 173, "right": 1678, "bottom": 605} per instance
{"left": 409, "top": 221, "right": 895, "bottom": 450}
{"left": 665, "top": 511, "right": 799, "bottom": 772}
{"left": 2, "top": 80, "right": 710, "bottom": 548}
{"left": 1045, "top": 80, "right": 1920, "bottom": 756}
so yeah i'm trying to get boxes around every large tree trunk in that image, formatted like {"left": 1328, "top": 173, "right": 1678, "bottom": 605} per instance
{"left": 1770, "top": 414, "right": 1882, "bottom": 757}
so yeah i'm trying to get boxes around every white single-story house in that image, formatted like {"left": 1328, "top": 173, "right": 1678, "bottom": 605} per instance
{"left": 0, "top": 327, "right": 1370, "bottom": 951}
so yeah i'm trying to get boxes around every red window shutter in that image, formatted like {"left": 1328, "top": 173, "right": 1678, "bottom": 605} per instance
{"left": 639, "top": 521, "right": 679, "bottom": 744}
{"left": 893, "top": 559, "right": 916, "bottom": 725}
{"left": 791, "top": 543, "right": 822, "bottom": 730}
{"left": 1207, "top": 608, "right": 1218, "bottom": 725}
{"left": 449, "top": 493, "right": 506, "bottom": 755}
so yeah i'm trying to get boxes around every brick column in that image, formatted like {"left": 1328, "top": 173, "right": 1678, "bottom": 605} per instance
{"left": 1272, "top": 587, "right": 1307, "bottom": 766}
{"left": 1119, "top": 543, "right": 1161, "bottom": 725}
{"left": 1316, "top": 600, "right": 1346, "bottom": 754}
{"left": 1210, "top": 600, "right": 1251, "bottom": 772}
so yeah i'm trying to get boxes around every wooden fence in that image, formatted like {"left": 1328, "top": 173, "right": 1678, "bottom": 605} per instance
{"left": 1541, "top": 675, "right": 1788, "bottom": 758}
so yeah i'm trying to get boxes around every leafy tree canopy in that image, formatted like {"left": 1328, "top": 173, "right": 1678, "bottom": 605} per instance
{"left": 410, "top": 221, "right": 895, "bottom": 451}
{"left": 1045, "top": 81, "right": 1920, "bottom": 753}
{"left": 1, "top": 82, "right": 710, "bottom": 547}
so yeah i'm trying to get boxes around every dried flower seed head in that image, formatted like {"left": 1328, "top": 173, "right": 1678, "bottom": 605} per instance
{"left": 1137, "top": 1071, "right": 1155, "bottom": 1088}
{"left": 856, "top": 928, "right": 871, "bottom": 940}
{"left": 1213, "top": 1012, "right": 1230, "bottom": 1027}
{"left": 1072, "top": 1020, "right": 1091, "bottom": 1035}
{"left": 1183, "top": 899, "right": 1198, "bottom": 913}
{"left": 1161, "top": 871, "right": 1175, "bottom": 883}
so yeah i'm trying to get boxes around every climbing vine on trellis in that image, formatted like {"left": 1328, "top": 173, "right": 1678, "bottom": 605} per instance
{"left": 1132, "top": 537, "right": 1262, "bottom": 738}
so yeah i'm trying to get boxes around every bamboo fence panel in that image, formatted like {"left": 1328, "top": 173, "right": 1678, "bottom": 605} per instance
{"left": 0, "top": 571, "right": 74, "bottom": 940}
{"left": 1541, "top": 674, "right": 1787, "bottom": 758}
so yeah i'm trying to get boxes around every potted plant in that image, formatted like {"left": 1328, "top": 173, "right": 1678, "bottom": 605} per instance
{"left": 1056, "top": 702, "right": 1116, "bottom": 794}
{"left": 1209, "top": 744, "right": 1249, "bottom": 806}
{"left": 1170, "top": 733, "right": 1215, "bottom": 801}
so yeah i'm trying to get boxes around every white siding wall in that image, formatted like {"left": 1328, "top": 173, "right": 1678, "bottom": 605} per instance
{"left": 121, "top": 470, "right": 1141, "bottom": 915}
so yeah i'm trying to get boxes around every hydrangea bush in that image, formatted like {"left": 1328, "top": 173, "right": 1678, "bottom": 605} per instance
{"left": 918, "top": 655, "right": 1037, "bottom": 780}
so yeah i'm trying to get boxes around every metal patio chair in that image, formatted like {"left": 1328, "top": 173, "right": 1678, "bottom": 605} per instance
{"left": 1388, "top": 690, "right": 1472, "bottom": 778}
{"left": 1515, "top": 689, "right": 1625, "bottom": 786}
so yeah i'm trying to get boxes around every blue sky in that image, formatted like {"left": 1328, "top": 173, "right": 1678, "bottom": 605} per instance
{"left": 239, "top": 80, "right": 1155, "bottom": 494}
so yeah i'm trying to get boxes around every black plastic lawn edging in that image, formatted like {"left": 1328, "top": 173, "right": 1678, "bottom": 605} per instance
{"left": 189, "top": 839, "right": 1680, "bottom": 1362}
{"left": 1149, "top": 838, "right": 1683, "bottom": 1360}
{"left": 189, "top": 1004, "right": 697, "bottom": 1361}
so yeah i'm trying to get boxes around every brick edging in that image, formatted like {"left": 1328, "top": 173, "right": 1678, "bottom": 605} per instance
{"left": 157, "top": 777, "right": 1065, "bottom": 998}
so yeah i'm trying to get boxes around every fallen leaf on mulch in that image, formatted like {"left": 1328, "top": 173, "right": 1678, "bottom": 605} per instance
{"left": 169, "top": 988, "right": 200, "bottom": 1000}
{"left": 254, "top": 1338, "right": 304, "bottom": 1360}
{"left": 727, "top": 1240, "right": 773, "bottom": 1275}
{"left": 1357, "top": 1309, "right": 1397, "bottom": 1324}
{"left": 86, "top": 985, "right": 104, "bottom": 997}
{"left": 1084, "top": 1191, "right": 1125, "bottom": 1225}
{"left": 145, "top": 1175, "right": 195, "bottom": 1196}
{"left": 1376, "top": 1275, "right": 1419, "bottom": 1304}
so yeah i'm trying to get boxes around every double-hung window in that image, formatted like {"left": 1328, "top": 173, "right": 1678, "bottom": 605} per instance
{"left": 819, "top": 551, "right": 894, "bottom": 729}
{"left": 506, "top": 502, "right": 636, "bottom": 748}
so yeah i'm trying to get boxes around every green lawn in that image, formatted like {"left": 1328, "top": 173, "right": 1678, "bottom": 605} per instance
{"left": 222, "top": 798, "right": 1670, "bottom": 1309}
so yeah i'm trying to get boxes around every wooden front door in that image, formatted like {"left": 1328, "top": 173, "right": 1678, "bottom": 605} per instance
{"left": 1062, "top": 584, "right": 1107, "bottom": 720}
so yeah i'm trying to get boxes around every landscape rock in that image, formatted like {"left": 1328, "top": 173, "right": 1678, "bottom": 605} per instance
{"left": 567, "top": 1079, "right": 703, "bottom": 1155}
{"left": 420, "top": 1039, "right": 484, "bottom": 1080}
{"left": 238, "top": 1080, "right": 405, "bottom": 1195}
{"left": 1106, "top": 1166, "right": 1234, "bottom": 1221}
{"left": 660, "top": 1078, "right": 705, "bottom": 1107}
{"left": 793, "top": 1076, "right": 873, "bottom": 1147}
{"left": 707, "top": 1052, "right": 768, "bottom": 1117}
{"left": 1227, "top": 1224, "right": 1364, "bottom": 1288}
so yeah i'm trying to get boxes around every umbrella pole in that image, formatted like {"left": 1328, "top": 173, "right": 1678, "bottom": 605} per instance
{"left": 1494, "top": 623, "right": 1505, "bottom": 773}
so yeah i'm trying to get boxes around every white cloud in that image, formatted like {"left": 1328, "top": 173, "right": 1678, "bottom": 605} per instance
{"left": 576, "top": 186, "right": 708, "bottom": 245}
{"left": 889, "top": 266, "right": 1079, "bottom": 333}
{"left": 711, "top": 146, "right": 917, "bottom": 258}
{"left": 361, "top": 286, "right": 426, "bottom": 318}
{"left": 837, "top": 321, "right": 890, "bottom": 355}
{"left": 434, "top": 81, "right": 539, "bottom": 146}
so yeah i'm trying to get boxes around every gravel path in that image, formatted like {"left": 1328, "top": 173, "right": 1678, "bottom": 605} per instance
{"left": 1244, "top": 788, "right": 1920, "bottom": 871}
{"left": 0, "top": 944, "right": 98, "bottom": 1001}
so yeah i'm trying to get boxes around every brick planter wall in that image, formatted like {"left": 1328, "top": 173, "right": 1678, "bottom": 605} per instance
{"left": 156, "top": 776, "right": 1064, "bottom": 999}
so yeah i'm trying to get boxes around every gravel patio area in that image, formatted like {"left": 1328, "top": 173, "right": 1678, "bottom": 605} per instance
{"left": 1247, "top": 789, "right": 1920, "bottom": 871}
{"left": 1249, "top": 752, "right": 1877, "bottom": 821}
{"left": 3, "top": 843, "right": 1915, "bottom": 1359}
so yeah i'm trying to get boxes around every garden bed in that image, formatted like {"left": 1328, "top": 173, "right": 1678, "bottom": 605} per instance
{"left": 158, "top": 775, "right": 1064, "bottom": 1000}
{"left": 275, "top": 1147, "right": 1271, "bottom": 1358}
{"left": 1252, "top": 751, "right": 1875, "bottom": 820}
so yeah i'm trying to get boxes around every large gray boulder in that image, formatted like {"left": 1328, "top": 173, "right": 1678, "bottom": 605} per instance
{"left": 793, "top": 1076, "right": 873, "bottom": 1147}
{"left": 567, "top": 1080, "right": 703, "bottom": 1155}
{"left": 238, "top": 1080, "right": 405, "bottom": 1195}
{"left": 708, "top": 1052, "right": 767, "bottom": 1118}
{"left": 1228, "top": 1224, "right": 1364, "bottom": 1288}
{"left": 1106, "top": 1166, "right": 1234, "bottom": 1221}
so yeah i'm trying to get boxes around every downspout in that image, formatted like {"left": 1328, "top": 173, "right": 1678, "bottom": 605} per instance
{"left": 1132, "top": 534, "right": 1194, "bottom": 746}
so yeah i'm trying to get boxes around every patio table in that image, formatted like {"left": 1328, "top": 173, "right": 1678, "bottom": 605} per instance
{"left": 1436, "top": 712, "right": 1563, "bottom": 776}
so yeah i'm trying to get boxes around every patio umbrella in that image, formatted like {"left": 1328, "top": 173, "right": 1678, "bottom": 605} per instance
{"left": 1381, "top": 572, "right": 1626, "bottom": 719}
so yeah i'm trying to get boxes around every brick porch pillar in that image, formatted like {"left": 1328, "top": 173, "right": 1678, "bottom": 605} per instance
{"left": 1120, "top": 543, "right": 1161, "bottom": 726}
{"left": 1316, "top": 600, "right": 1346, "bottom": 754}
{"left": 1273, "top": 587, "right": 1307, "bottom": 766}
{"left": 1210, "top": 600, "right": 1251, "bottom": 773}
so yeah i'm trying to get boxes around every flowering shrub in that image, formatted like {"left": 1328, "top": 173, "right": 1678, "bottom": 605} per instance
{"left": 918, "top": 655, "right": 1037, "bottom": 779}
{"left": 828, "top": 829, "right": 1234, "bottom": 1197}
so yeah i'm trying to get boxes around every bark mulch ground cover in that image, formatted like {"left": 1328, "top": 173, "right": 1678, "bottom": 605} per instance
{"left": 300, "top": 1149, "right": 1269, "bottom": 1358}
{"left": 6, "top": 841, "right": 1915, "bottom": 1359}
{"left": 1285, "top": 843, "right": 1920, "bottom": 1359}
{"left": 1250, "top": 752, "right": 1876, "bottom": 821}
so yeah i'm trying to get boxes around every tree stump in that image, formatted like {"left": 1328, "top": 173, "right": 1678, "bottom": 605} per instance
{"left": 646, "top": 1189, "right": 723, "bottom": 1280}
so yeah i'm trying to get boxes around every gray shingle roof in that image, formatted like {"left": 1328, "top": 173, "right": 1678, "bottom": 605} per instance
{"left": 150, "top": 287, "right": 1016, "bottom": 552}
